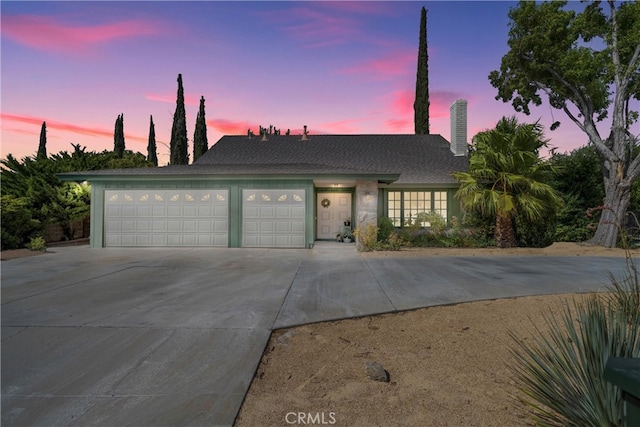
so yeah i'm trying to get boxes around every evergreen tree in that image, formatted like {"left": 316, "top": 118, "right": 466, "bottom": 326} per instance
{"left": 113, "top": 113, "right": 125, "bottom": 158}
{"left": 170, "top": 74, "right": 188, "bottom": 165}
{"left": 37, "top": 122, "right": 47, "bottom": 159}
{"left": 414, "top": 6, "right": 430, "bottom": 135}
{"left": 147, "top": 115, "right": 158, "bottom": 166}
{"left": 193, "top": 96, "right": 208, "bottom": 162}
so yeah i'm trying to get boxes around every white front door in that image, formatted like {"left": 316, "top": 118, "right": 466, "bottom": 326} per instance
{"left": 317, "top": 192, "right": 352, "bottom": 240}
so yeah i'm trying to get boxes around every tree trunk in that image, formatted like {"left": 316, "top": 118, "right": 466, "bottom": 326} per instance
{"left": 587, "top": 168, "right": 631, "bottom": 248}
{"left": 495, "top": 212, "right": 517, "bottom": 248}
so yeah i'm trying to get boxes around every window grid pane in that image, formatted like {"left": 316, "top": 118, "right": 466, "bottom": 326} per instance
{"left": 403, "top": 191, "right": 430, "bottom": 226}
{"left": 433, "top": 191, "right": 447, "bottom": 223}
{"left": 387, "top": 191, "right": 401, "bottom": 226}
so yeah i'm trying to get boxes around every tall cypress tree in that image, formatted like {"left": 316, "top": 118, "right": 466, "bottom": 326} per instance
{"left": 170, "top": 74, "right": 188, "bottom": 165}
{"left": 37, "top": 121, "right": 47, "bottom": 159}
{"left": 147, "top": 115, "right": 158, "bottom": 166}
{"left": 193, "top": 96, "right": 208, "bottom": 162}
{"left": 414, "top": 6, "right": 430, "bottom": 135}
{"left": 114, "top": 113, "right": 125, "bottom": 157}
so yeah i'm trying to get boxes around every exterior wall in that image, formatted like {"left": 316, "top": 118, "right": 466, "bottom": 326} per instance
{"left": 89, "top": 178, "right": 314, "bottom": 248}
{"left": 355, "top": 180, "right": 378, "bottom": 250}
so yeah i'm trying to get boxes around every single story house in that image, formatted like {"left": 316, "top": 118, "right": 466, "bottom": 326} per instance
{"left": 59, "top": 100, "right": 470, "bottom": 249}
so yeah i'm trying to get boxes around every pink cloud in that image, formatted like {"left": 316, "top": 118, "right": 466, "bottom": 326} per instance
{"left": 1, "top": 14, "right": 162, "bottom": 55}
{"left": 339, "top": 50, "right": 415, "bottom": 81}
{"left": 388, "top": 90, "right": 463, "bottom": 119}
{"left": 1, "top": 113, "right": 146, "bottom": 143}
{"left": 318, "top": 118, "right": 366, "bottom": 134}
{"left": 389, "top": 90, "right": 414, "bottom": 116}
{"left": 145, "top": 93, "right": 200, "bottom": 107}
{"left": 208, "top": 119, "right": 258, "bottom": 135}
{"left": 256, "top": 6, "right": 361, "bottom": 48}
{"left": 385, "top": 118, "right": 412, "bottom": 133}
{"left": 314, "top": 2, "right": 398, "bottom": 16}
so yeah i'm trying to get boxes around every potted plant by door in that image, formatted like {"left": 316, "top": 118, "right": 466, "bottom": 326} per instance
{"left": 342, "top": 228, "right": 354, "bottom": 243}
{"left": 344, "top": 218, "right": 351, "bottom": 227}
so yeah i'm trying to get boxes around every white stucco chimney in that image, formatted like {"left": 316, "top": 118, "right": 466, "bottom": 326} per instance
{"left": 450, "top": 99, "right": 468, "bottom": 156}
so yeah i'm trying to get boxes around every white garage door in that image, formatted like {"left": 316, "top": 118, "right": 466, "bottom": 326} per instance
{"left": 242, "top": 189, "right": 305, "bottom": 248}
{"left": 104, "top": 189, "right": 228, "bottom": 247}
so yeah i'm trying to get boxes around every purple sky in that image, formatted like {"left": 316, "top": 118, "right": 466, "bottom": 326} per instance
{"left": 1, "top": 1, "right": 603, "bottom": 165}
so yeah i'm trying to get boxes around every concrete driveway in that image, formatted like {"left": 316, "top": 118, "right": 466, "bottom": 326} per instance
{"left": 1, "top": 243, "right": 629, "bottom": 426}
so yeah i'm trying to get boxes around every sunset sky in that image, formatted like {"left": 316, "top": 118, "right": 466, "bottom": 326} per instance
{"left": 0, "top": 1, "right": 613, "bottom": 164}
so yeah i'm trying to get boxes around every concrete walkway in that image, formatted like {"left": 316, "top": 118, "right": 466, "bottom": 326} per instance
{"left": 1, "top": 243, "right": 629, "bottom": 426}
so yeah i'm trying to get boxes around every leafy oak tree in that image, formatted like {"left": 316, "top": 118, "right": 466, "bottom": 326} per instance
{"left": 414, "top": 6, "right": 430, "bottom": 135}
{"left": 489, "top": 0, "right": 640, "bottom": 247}
{"left": 170, "top": 74, "right": 189, "bottom": 165}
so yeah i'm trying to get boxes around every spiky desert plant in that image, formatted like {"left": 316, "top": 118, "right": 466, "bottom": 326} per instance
{"left": 510, "top": 281, "right": 640, "bottom": 426}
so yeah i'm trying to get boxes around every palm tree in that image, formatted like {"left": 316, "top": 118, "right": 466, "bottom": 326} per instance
{"left": 453, "top": 116, "right": 562, "bottom": 248}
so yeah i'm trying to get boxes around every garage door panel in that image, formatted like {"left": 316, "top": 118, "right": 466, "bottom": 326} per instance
{"left": 213, "top": 220, "right": 227, "bottom": 232}
{"left": 242, "top": 189, "right": 305, "bottom": 248}
{"left": 136, "top": 220, "right": 151, "bottom": 231}
{"left": 275, "top": 221, "right": 291, "bottom": 232}
{"left": 152, "top": 220, "right": 166, "bottom": 232}
{"left": 121, "top": 220, "right": 135, "bottom": 232}
{"left": 135, "top": 235, "right": 151, "bottom": 246}
{"left": 291, "top": 221, "right": 305, "bottom": 233}
{"left": 152, "top": 234, "right": 167, "bottom": 246}
{"left": 167, "top": 205, "right": 182, "bottom": 217}
{"left": 291, "top": 206, "right": 305, "bottom": 217}
{"left": 182, "top": 234, "right": 197, "bottom": 245}
{"left": 105, "top": 190, "right": 228, "bottom": 247}
{"left": 291, "top": 235, "right": 306, "bottom": 247}
{"left": 183, "top": 220, "right": 197, "bottom": 232}
{"left": 259, "top": 206, "right": 275, "bottom": 218}
{"left": 120, "top": 235, "right": 135, "bottom": 246}
{"left": 275, "top": 206, "right": 290, "bottom": 216}
{"left": 259, "top": 235, "right": 275, "bottom": 246}
{"left": 244, "top": 221, "right": 259, "bottom": 233}
{"left": 183, "top": 205, "right": 198, "bottom": 217}
{"left": 244, "top": 206, "right": 259, "bottom": 218}
{"left": 105, "top": 220, "right": 121, "bottom": 232}
{"left": 152, "top": 206, "right": 166, "bottom": 216}
{"left": 260, "top": 221, "right": 275, "bottom": 233}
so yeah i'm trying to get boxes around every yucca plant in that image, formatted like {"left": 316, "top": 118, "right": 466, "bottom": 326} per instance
{"left": 510, "top": 271, "right": 640, "bottom": 425}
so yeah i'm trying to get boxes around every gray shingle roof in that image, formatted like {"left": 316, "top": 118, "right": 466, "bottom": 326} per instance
{"left": 195, "top": 134, "right": 468, "bottom": 184}
{"left": 58, "top": 134, "right": 468, "bottom": 184}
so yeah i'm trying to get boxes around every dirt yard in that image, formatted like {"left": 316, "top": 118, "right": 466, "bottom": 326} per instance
{"left": 236, "top": 243, "right": 635, "bottom": 427}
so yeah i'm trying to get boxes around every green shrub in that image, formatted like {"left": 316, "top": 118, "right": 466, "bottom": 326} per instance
{"left": 354, "top": 223, "right": 378, "bottom": 252}
{"left": 1, "top": 195, "right": 41, "bottom": 250}
{"left": 515, "top": 212, "right": 556, "bottom": 248}
{"left": 510, "top": 255, "right": 640, "bottom": 425}
{"left": 414, "top": 211, "right": 447, "bottom": 232}
{"left": 377, "top": 216, "right": 395, "bottom": 242}
{"left": 26, "top": 236, "right": 46, "bottom": 251}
